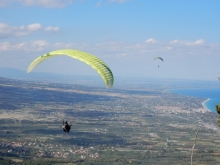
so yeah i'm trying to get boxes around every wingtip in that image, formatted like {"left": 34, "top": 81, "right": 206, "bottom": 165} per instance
{"left": 27, "top": 67, "right": 32, "bottom": 73}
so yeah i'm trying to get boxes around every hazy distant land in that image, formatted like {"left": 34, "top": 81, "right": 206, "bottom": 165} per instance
{"left": 0, "top": 76, "right": 220, "bottom": 165}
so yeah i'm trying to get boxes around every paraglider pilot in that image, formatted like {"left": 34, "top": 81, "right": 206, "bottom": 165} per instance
{"left": 62, "top": 120, "right": 72, "bottom": 133}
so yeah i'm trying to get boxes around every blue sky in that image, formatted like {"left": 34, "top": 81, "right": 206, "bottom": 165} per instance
{"left": 0, "top": 0, "right": 220, "bottom": 81}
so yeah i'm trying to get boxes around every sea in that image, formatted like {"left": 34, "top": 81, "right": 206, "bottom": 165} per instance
{"left": 168, "top": 88, "right": 220, "bottom": 113}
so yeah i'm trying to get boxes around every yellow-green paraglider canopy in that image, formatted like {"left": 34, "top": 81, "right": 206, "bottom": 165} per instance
{"left": 27, "top": 49, "right": 114, "bottom": 88}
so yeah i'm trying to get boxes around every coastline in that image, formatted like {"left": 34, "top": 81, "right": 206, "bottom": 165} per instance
{"left": 202, "top": 98, "right": 211, "bottom": 111}
{"left": 167, "top": 88, "right": 220, "bottom": 113}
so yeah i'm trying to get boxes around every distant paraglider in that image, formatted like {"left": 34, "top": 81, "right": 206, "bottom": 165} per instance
{"left": 154, "top": 57, "right": 163, "bottom": 67}
{"left": 27, "top": 49, "right": 114, "bottom": 88}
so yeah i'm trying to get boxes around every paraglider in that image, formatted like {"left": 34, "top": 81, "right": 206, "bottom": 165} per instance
{"left": 27, "top": 49, "right": 114, "bottom": 88}
{"left": 62, "top": 120, "right": 72, "bottom": 133}
{"left": 27, "top": 49, "right": 114, "bottom": 133}
{"left": 154, "top": 57, "right": 163, "bottom": 67}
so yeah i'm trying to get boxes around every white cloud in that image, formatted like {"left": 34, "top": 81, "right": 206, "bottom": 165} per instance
{"left": 0, "top": 42, "right": 11, "bottom": 51}
{"left": 145, "top": 38, "right": 157, "bottom": 44}
{"left": 0, "top": 0, "right": 129, "bottom": 8}
{"left": 0, "top": 23, "right": 59, "bottom": 38}
{"left": 166, "top": 47, "right": 172, "bottom": 50}
{"left": 31, "top": 40, "right": 50, "bottom": 50}
{"left": 169, "top": 40, "right": 178, "bottom": 44}
{"left": 44, "top": 26, "right": 60, "bottom": 31}
{"left": 18, "top": 0, "right": 73, "bottom": 8}
{"left": 194, "top": 39, "right": 205, "bottom": 45}
{"left": 0, "top": 0, "right": 131, "bottom": 9}
{"left": 0, "top": 23, "right": 11, "bottom": 37}
{"left": 170, "top": 39, "right": 205, "bottom": 46}
{"left": 0, "top": 40, "right": 50, "bottom": 51}
{"left": 0, "top": 0, "right": 73, "bottom": 8}
{"left": 0, "top": 23, "right": 30, "bottom": 38}
{"left": 27, "top": 23, "right": 42, "bottom": 31}
{"left": 0, "top": 42, "right": 25, "bottom": 51}
{"left": 1, "top": 39, "right": 219, "bottom": 59}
